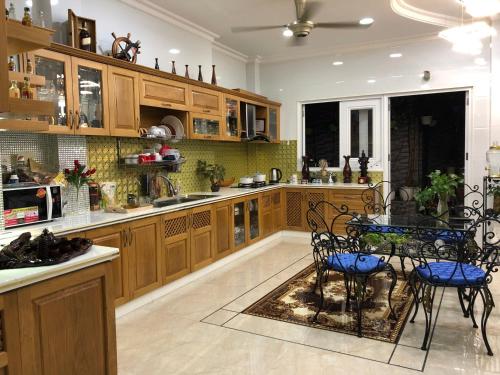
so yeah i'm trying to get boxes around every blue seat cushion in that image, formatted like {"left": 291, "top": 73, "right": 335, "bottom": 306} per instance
{"left": 416, "top": 261, "right": 486, "bottom": 286}
{"left": 327, "top": 253, "right": 386, "bottom": 273}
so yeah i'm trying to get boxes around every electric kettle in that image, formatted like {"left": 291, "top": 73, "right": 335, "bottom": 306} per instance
{"left": 269, "top": 168, "right": 282, "bottom": 184}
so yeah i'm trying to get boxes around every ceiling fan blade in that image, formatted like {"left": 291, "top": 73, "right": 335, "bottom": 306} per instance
{"left": 299, "top": 1, "right": 322, "bottom": 22}
{"left": 231, "top": 25, "right": 285, "bottom": 33}
{"left": 315, "top": 22, "right": 371, "bottom": 29}
{"left": 287, "top": 36, "right": 308, "bottom": 47}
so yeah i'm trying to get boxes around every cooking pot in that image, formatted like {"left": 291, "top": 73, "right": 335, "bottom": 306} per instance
{"left": 240, "top": 176, "right": 254, "bottom": 185}
{"left": 253, "top": 172, "right": 266, "bottom": 183}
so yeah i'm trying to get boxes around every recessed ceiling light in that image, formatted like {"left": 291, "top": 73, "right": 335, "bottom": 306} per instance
{"left": 283, "top": 29, "right": 293, "bottom": 37}
{"left": 279, "top": 88, "right": 284, "bottom": 92}
{"left": 169, "top": 48, "right": 180, "bottom": 54}
{"left": 332, "top": 61, "right": 343, "bottom": 66}
{"left": 359, "top": 17, "right": 374, "bottom": 25}
{"left": 367, "top": 79, "right": 376, "bottom": 83}
{"left": 390, "top": 53, "right": 402, "bottom": 58}
{"left": 474, "top": 57, "right": 487, "bottom": 65}
{"left": 458, "top": 0, "right": 500, "bottom": 18}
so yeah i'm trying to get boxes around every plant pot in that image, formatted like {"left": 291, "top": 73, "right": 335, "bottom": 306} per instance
{"left": 399, "top": 186, "right": 418, "bottom": 201}
{"left": 210, "top": 184, "right": 220, "bottom": 192}
{"left": 437, "top": 192, "right": 449, "bottom": 221}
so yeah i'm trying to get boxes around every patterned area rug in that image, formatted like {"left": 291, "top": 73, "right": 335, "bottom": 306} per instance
{"left": 243, "top": 264, "right": 413, "bottom": 343}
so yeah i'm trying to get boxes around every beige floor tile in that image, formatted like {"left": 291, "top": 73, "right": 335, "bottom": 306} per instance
{"left": 202, "top": 309, "right": 239, "bottom": 325}
{"left": 390, "top": 345, "right": 427, "bottom": 370}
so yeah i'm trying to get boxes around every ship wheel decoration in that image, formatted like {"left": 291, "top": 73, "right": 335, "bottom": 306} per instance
{"left": 111, "top": 32, "right": 141, "bottom": 64}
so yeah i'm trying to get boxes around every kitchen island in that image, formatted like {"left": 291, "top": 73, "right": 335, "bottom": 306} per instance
{"left": 0, "top": 245, "right": 118, "bottom": 375}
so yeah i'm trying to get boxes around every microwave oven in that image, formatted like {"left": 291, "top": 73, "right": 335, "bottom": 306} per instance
{"left": 3, "top": 184, "right": 62, "bottom": 228}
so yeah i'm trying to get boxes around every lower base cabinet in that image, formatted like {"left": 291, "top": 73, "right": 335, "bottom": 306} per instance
{"left": 4, "top": 262, "right": 117, "bottom": 375}
{"left": 214, "top": 201, "right": 232, "bottom": 260}
{"left": 261, "top": 192, "right": 273, "bottom": 238}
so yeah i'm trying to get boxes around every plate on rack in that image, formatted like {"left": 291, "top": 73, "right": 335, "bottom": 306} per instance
{"left": 158, "top": 125, "right": 172, "bottom": 138}
{"left": 160, "top": 115, "right": 184, "bottom": 139}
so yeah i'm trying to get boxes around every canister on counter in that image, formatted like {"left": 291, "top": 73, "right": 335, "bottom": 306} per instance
{"left": 88, "top": 182, "right": 101, "bottom": 211}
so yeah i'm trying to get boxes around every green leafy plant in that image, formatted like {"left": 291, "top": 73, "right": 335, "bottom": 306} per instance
{"left": 415, "top": 170, "right": 463, "bottom": 215}
{"left": 487, "top": 185, "right": 500, "bottom": 197}
{"left": 196, "top": 160, "right": 225, "bottom": 186}
{"left": 361, "top": 232, "right": 409, "bottom": 248}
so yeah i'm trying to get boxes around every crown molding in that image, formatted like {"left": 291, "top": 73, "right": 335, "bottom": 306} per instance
{"left": 390, "top": 0, "right": 462, "bottom": 27}
{"left": 119, "top": 0, "right": 220, "bottom": 42}
{"left": 259, "top": 32, "right": 439, "bottom": 64}
{"left": 212, "top": 41, "right": 248, "bottom": 63}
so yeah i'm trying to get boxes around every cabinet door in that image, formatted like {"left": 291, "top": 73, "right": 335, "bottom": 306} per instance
{"left": 189, "top": 112, "right": 222, "bottom": 140}
{"left": 285, "top": 189, "right": 306, "bottom": 230}
{"left": 306, "top": 189, "right": 329, "bottom": 232}
{"left": 162, "top": 210, "right": 191, "bottom": 284}
{"left": 17, "top": 263, "right": 117, "bottom": 375}
{"left": 261, "top": 192, "right": 273, "bottom": 238}
{"left": 128, "top": 216, "right": 162, "bottom": 299}
{"left": 85, "top": 224, "right": 129, "bottom": 306}
{"left": 0, "top": 16, "right": 7, "bottom": 113}
{"left": 189, "top": 85, "right": 222, "bottom": 115}
{"left": 139, "top": 73, "right": 189, "bottom": 111}
{"left": 71, "top": 57, "right": 109, "bottom": 136}
{"left": 272, "top": 190, "right": 283, "bottom": 233}
{"left": 222, "top": 94, "right": 240, "bottom": 141}
{"left": 190, "top": 206, "right": 214, "bottom": 271}
{"left": 330, "top": 189, "right": 364, "bottom": 234}
{"left": 268, "top": 106, "right": 280, "bottom": 143}
{"left": 232, "top": 198, "right": 247, "bottom": 251}
{"left": 108, "top": 66, "right": 139, "bottom": 137}
{"left": 247, "top": 195, "right": 261, "bottom": 244}
{"left": 32, "top": 49, "right": 75, "bottom": 134}
{"left": 214, "top": 201, "right": 232, "bottom": 259}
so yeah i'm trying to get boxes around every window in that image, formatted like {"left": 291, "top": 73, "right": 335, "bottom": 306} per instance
{"left": 302, "top": 98, "right": 382, "bottom": 169}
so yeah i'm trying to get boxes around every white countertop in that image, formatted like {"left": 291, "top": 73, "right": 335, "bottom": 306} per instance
{"left": 0, "top": 183, "right": 368, "bottom": 241}
{"left": 0, "top": 245, "right": 119, "bottom": 293}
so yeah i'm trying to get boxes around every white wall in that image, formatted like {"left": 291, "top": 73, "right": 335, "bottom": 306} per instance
{"left": 212, "top": 49, "right": 247, "bottom": 89}
{"left": 259, "top": 36, "right": 493, "bottom": 188}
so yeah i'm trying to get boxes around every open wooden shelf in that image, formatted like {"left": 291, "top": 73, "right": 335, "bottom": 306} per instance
{"left": 8, "top": 71, "right": 46, "bottom": 86}
{"left": 8, "top": 98, "right": 54, "bottom": 116}
{"left": 0, "top": 119, "right": 49, "bottom": 131}
{"left": 6, "top": 20, "right": 54, "bottom": 55}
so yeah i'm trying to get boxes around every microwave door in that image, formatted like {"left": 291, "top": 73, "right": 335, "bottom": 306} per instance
{"left": 3, "top": 187, "right": 49, "bottom": 227}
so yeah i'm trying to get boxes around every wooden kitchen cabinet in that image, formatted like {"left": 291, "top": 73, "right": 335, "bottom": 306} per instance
{"left": 272, "top": 190, "right": 283, "bottom": 232}
{"left": 261, "top": 192, "right": 273, "bottom": 238}
{"left": 231, "top": 194, "right": 261, "bottom": 249}
{"left": 162, "top": 210, "right": 191, "bottom": 284}
{"left": 188, "top": 112, "right": 222, "bottom": 140}
{"left": 222, "top": 94, "right": 241, "bottom": 141}
{"left": 285, "top": 189, "right": 306, "bottom": 230}
{"left": 139, "top": 73, "right": 189, "bottom": 111}
{"left": 214, "top": 201, "right": 233, "bottom": 260}
{"left": 190, "top": 205, "right": 214, "bottom": 271}
{"left": 15, "top": 262, "right": 117, "bottom": 375}
{"left": 0, "top": 294, "right": 22, "bottom": 375}
{"left": 108, "top": 66, "right": 140, "bottom": 137}
{"left": 85, "top": 224, "right": 129, "bottom": 306}
{"left": 128, "top": 216, "right": 162, "bottom": 299}
{"left": 268, "top": 105, "right": 280, "bottom": 143}
{"left": 188, "top": 85, "right": 222, "bottom": 116}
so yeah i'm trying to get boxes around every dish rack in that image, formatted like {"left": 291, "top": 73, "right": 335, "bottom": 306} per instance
{"left": 115, "top": 138, "right": 186, "bottom": 173}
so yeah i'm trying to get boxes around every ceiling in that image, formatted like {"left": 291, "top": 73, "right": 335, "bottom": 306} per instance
{"left": 148, "top": 0, "right": 475, "bottom": 62}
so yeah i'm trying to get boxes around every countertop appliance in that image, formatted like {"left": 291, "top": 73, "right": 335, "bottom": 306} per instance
{"left": 269, "top": 168, "right": 282, "bottom": 184}
{"left": 3, "top": 183, "right": 62, "bottom": 228}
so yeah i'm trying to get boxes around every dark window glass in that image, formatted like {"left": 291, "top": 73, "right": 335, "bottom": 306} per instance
{"left": 304, "top": 102, "right": 340, "bottom": 167}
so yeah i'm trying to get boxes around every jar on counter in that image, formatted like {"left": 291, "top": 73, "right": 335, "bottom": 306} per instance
{"left": 487, "top": 144, "right": 500, "bottom": 177}
{"left": 88, "top": 182, "right": 101, "bottom": 211}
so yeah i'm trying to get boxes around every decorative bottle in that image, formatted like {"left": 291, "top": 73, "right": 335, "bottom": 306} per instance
{"left": 8, "top": 80, "right": 20, "bottom": 98}
{"left": 301, "top": 156, "right": 310, "bottom": 182}
{"left": 154, "top": 58, "right": 160, "bottom": 70}
{"left": 21, "top": 77, "right": 33, "bottom": 99}
{"left": 8, "top": 3, "right": 15, "bottom": 19}
{"left": 171, "top": 60, "right": 176, "bottom": 74}
{"left": 26, "top": 59, "right": 33, "bottom": 75}
{"left": 79, "top": 21, "right": 92, "bottom": 51}
{"left": 211, "top": 65, "right": 217, "bottom": 85}
{"left": 7, "top": 56, "right": 16, "bottom": 71}
{"left": 343, "top": 155, "right": 352, "bottom": 183}
{"left": 184, "top": 65, "right": 189, "bottom": 79}
{"left": 197, "top": 65, "right": 203, "bottom": 82}
{"left": 21, "top": 7, "right": 32, "bottom": 26}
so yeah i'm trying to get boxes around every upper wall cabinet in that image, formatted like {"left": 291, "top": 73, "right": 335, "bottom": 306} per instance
{"left": 139, "top": 73, "right": 189, "bottom": 111}
{"left": 222, "top": 94, "right": 240, "bottom": 142}
{"left": 188, "top": 85, "right": 222, "bottom": 116}
{"left": 31, "top": 50, "right": 110, "bottom": 136}
{"left": 268, "top": 105, "right": 280, "bottom": 144}
{"left": 108, "top": 66, "right": 140, "bottom": 137}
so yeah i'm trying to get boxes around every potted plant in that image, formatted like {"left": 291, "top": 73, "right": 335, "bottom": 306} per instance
{"left": 196, "top": 160, "right": 225, "bottom": 192}
{"left": 415, "top": 170, "right": 463, "bottom": 221}
{"left": 361, "top": 232, "right": 409, "bottom": 253}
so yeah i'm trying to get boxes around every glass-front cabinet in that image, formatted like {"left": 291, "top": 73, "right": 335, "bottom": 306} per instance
{"left": 233, "top": 200, "right": 246, "bottom": 250}
{"left": 231, "top": 195, "right": 261, "bottom": 250}
{"left": 268, "top": 106, "right": 280, "bottom": 143}
{"left": 223, "top": 94, "right": 240, "bottom": 141}
{"left": 30, "top": 51, "right": 109, "bottom": 135}
{"left": 248, "top": 196, "right": 260, "bottom": 244}
{"left": 189, "top": 112, "right": 221, "bottom": 140}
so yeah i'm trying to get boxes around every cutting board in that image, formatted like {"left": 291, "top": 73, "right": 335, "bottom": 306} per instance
{"left": 104, "top": 204, "right": 153, "bottom": 214}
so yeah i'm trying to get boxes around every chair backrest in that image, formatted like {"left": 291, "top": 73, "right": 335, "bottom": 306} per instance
{"left": 361, "top": 180, "right": 410, "bottom": 217}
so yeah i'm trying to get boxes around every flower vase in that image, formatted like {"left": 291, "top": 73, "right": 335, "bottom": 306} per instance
{"left": 437, "top": 192, "right": 449, "bottom": 222}
{"left": 64, "top": 184, "right": 89, "bottom": 216}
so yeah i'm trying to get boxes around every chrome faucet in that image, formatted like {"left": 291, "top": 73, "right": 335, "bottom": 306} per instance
{"left": 157, "top": 174, "right": 179, "bottom": 197}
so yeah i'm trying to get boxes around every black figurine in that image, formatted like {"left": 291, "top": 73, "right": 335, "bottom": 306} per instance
{"left": 358, "top": 150, "right": 369, "bottom": 184}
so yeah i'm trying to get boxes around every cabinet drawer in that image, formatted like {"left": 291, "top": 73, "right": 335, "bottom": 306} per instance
{"left": 139, "top": 74, "right": 189, "bottom": 110}
{"left": 189, "top": 85, "right": 222, "bottom": 115}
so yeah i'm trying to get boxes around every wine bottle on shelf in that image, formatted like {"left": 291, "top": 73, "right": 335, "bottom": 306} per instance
{"left": 8, "top": 81, "right": 20, "bottom": 99}
{"left": 8, "top": 56, "right": 16, "bottom": 72}
{"left": 211, "top": 65, "right": 217, "bottom": 85}
{"left": 197, "top": 65, "right": 203, "bottom": 82}
{"left": 22, "top": 7, "right": 32, "bottom": 26}
{"left": 184, "top": 65, "right": 189, "bottom": 79}
{"left": 21, "top": 77, "right": 33, "bottom": 99}
{"left": 154, "top": 58, "right": 160, "bottom": 70}
{"left": 79, "top": 21, "right": 92, "bottom": 51}
{"left": 171, "top": 61, "right": 176, "bottom": 74}
{"left": 8, "top": 3, "right": 15, "bottom": 19}
{"left": 26, "top": 59, "right": 33, "bottom": 75}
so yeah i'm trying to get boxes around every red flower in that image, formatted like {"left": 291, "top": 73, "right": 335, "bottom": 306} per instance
{"left": 64, "top": 168, "right": 70, "bottom": 174}
{"left": 74, "top": 160, "right": 80, "bottom": 166}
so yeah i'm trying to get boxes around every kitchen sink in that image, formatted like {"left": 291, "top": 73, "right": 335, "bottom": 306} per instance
{"left": 153, "top": 194, "right": 219, "bottom": 208}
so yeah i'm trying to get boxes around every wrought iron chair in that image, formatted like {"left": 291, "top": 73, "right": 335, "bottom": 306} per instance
{"left": 306, "top": 200, "right": 398, "bottom": 337}
{"left": 404, "top": 213, "right": 499, "bottom": 356}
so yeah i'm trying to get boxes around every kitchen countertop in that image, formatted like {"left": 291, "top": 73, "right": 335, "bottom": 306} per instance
{"left": 0, "top": 245, "right": 119, "bottom": 293}
{"left": 0, "top": 182, "right": 370, "bottom": 241}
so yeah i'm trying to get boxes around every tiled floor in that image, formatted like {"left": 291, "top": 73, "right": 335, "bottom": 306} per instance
{"left": 117, "top": 236, "right": 500, "bottom": 374}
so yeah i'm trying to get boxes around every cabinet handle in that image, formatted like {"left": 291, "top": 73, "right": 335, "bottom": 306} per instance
{"left": 129, "top": 228, "right": 133, "bottom": 245}
{"left": 68, "top": 109, "right": 73, "bottom": 129}
{"left": 161, "top": 102, "right": 172, "bottom": 107}
{"left": 204, "top": 135, "right": 212, "bottom": 139}
{"left": 203, "top": 109, "right": 211, "bottom": 113}
{"left": 75, "top": 110, "right": 80, "bottom": 129}
{"left": 122, "top": 229, "right": 128, "bottom": 247}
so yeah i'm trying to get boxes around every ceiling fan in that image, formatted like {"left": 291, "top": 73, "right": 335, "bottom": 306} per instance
{"left": 231, "top": 0, "right": 373, "bottom": 46}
